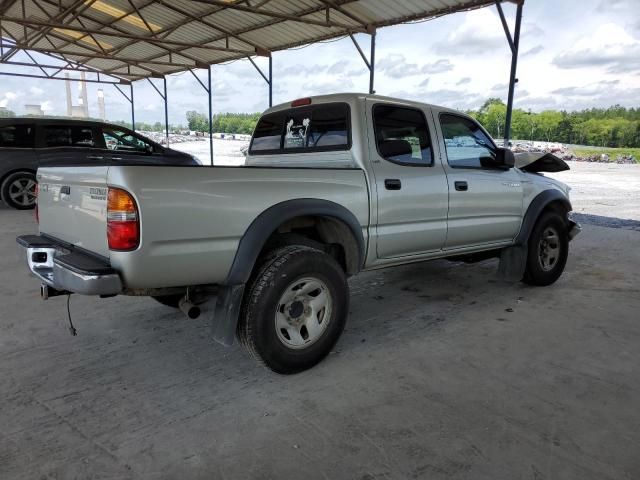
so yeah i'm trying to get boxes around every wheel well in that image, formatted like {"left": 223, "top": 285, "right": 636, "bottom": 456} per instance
{"left": 260, "top": 215, "right": 361, "bottom": 275}
{"left": 1, "top": 169, "right": 37, "bottom": 187}
{"left": 542, "top": 199, "right": 570, "bottom": 225}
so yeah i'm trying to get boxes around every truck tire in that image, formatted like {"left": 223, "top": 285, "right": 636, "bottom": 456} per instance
{"left": 1, "top": 171, "right": 37, "bottom": 210}
{"left": 238, "top": 245, "right": 348, "bottom": 374}
{"left": 151, "top": 294, "right": 183, "bottom": 308}
{"left": 522, "top": 211, "right": 569, "bottom": 286}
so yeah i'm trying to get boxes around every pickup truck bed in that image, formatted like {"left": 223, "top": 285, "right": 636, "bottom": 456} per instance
{"left": 37, "top": 165, "right": 369, "bottom": 288}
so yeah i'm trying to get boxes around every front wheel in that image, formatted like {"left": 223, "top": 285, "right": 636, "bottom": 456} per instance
{"left": 1, "top": 171, "right": 37, "bottom": 210}
{"left": 522, "top": 211, "right": 569, "bottom": 286}
{"left": 238, "top": 245, "right": 349, "bottom": 374}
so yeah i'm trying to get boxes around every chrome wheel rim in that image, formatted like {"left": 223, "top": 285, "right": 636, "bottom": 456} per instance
{"left": 538, "top": 226, "right": 560, "bottom": 272}
{"left": 8, "top": 178, "right": 36, "bottom": 207}
{"left": 274, "top": 277, "right": 333, "bottom": 349}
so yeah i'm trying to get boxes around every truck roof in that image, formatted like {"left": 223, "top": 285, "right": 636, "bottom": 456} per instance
{"left": 264, "top": 92, "right": 463, "bottom": 116}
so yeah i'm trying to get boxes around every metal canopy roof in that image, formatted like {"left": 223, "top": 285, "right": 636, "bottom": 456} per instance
{"left": 0, "top": 0, "right": 498, "bottom": 83}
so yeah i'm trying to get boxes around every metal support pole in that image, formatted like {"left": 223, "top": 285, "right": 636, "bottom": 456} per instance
{"left": 504, "top": 2, "right": 523, "bottom": 146}
{"left": 369, "top": 31, "right": 376, "bottom": 94}
{"left": 130, "top": 83, "right": 135, "bottom": 130}
{"left": 208, "top": 66, "right": 213, "bottom": 165}
{"left": 163, "top": 77, "right": 169, "bottom": 146}
{"left": 268, "top": 56, "right": 273, "bottom": 108}
{"left": 248, "top": 56, "right": 272, "bottom": 108}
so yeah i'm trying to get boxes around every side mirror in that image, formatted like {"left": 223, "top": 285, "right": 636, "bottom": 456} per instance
{"left": 495, "top": 147, "right": 515, "bottom": 169}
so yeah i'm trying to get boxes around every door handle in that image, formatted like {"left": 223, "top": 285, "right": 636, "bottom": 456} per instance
{"left": 385, "top": 179, "right": 402, "bottom": 190}
{"left": 454, "top": 181, "right": 468, "bottom": 191}
{"left": 110, "top": 157, "right": 122, "bottom": 161}
{"left": 86, "top": 155, "right": 104, "bottom": 160}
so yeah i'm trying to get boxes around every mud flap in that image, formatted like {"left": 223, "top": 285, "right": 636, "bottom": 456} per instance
{"left": 211, "top": 284, "right": 245, "bottom": 346}
{"left": 498, "top": 245, "right": 527, "bottom": 282}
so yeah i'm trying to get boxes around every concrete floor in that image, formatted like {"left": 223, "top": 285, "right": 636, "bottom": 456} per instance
{"left": 2, "top": 202, "right": 640, "bottom": 479}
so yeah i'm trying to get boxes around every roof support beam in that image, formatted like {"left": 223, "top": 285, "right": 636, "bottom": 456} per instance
{"left": 0, "top": 70, "right": 128, "bottom": 84}
{"left": 189, "top": 67, "right": 214, "bottom": 164}
{"left": 247, "top": 55, "right": 272, "bottom": 107}
{"left": 190, "top": 0, "right": 368, "bottom": 33}
{"left": 318, "top": 0, "right": 370, "bottom": 30}
{"left": 349, "top": 31, "right": 376, "bottom": 94}
{"left": 496, "top": 0, "right": 523, "bottom": 144}
{"left": 146, "top": 77, "right": 170, "bottom": 145}
{"left": 1, "top": 16, "right": 258, "bottom": 55}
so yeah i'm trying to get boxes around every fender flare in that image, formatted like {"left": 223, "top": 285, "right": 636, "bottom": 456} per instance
{"left": 213, "top": 198, "right": 365, "bottom": 346}
{"left": 515, "top": 189, "right": 572, "bottom": 246}
{"left": 224, "top": 198, "right": 365, "bottom": 285}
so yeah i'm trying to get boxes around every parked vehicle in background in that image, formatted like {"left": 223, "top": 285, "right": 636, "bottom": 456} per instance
{"left": 17, "top": 93, "right": 580, "bottom": 374}
{"left": 0, "top": 118, "right": 200, "bottom": 209}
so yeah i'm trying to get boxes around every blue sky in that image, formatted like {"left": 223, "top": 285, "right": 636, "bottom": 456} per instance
{"left": 1, "top": 0, "right": 639, "bottom": 125}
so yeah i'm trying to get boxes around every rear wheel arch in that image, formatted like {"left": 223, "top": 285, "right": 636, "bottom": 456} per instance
{"left": 225, "top": 199, "right": 365, "bottom": 286}
{"left": 1, "top": 168, "right": 37, "bottom": 186}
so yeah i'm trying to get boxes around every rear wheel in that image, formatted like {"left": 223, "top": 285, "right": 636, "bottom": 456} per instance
{"left": 238, "top": 245, "right": 348, "bottom": 374}
{"left": 522, "top": 211, "right": 569, "bottom": 286}
{"left": 1, "top": 171, "right": 37, "bottom": 210}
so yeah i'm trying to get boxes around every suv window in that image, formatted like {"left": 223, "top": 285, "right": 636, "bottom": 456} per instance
{"left": 249, "top": 103, "right": 350, "bottom": 154}
{"left": 44, "top": 126, "right": 95, "bottom": 147}
{"left": 373, "top": 105, "right": 433, "bottom": 166}
{"left": 0, "top": 124, "right": 35, "bottom": 148}
{"left": 440, "top": 114, "right": 496, "bottom": 168}
{"left": 103, "top": 127, "right": 155, "bottom": 153}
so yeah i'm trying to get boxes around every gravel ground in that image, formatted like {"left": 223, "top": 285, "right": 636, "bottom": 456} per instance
{"left": 548, "top": 161, "right": 640, "bottom": 226}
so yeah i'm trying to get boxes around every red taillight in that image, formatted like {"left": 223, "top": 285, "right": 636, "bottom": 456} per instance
{"left": 107, "top": 187, "right": 139, "bottom": 251}
{"left": 291, "top": 97, "right": 312, "bottom": 107}
{"left": 34, "top": 182, "right": 39, "bottom": 223}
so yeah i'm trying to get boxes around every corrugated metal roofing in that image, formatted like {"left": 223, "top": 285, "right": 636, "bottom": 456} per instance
{"left": 0, "top": 0, "right": 497, "bottom": 83}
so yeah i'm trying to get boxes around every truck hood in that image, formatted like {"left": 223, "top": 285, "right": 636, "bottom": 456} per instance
{"left": 514, "top": 152, "right": 570, "bottom": 173}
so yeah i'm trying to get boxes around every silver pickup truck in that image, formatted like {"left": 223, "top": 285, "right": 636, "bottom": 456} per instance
{"left": 17, "top": 93, "right": 580, "bottom": 373}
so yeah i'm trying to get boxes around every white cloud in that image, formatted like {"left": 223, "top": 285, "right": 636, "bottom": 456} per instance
{"left": 552, "top": 23, "right": 640, "bottom": 73}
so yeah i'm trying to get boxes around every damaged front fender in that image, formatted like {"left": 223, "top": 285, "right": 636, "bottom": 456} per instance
{"left": 515, "top": 152, "right": 570, "bottom": 173}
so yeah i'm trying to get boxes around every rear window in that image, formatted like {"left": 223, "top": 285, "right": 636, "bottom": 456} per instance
{"left": 44, "top": 126, "right": 96, "bottom": 147}
{"left": 0, "top": 125, "right": 35, "bottom": 148}
{"left": 249, "top": 103, "right": 350, "bottom": 154}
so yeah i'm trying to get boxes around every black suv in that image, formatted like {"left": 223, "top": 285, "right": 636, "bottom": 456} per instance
{"left": 0, "top": 118, "right": 200, "bottom": 209}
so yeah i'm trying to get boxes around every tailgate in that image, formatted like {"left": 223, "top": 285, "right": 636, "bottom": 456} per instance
{"left": 37, "top": 166, "right": 110, "bottom": 258}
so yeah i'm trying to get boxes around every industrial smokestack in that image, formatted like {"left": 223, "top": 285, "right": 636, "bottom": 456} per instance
{"left": 80, "top": 72, "right": 89, "bottom": 117}
{"left": 97, "top": 89, "right": 105, "bottom": 121}
{"left": 65, "top": 74, "right": 72, "bottom": 116}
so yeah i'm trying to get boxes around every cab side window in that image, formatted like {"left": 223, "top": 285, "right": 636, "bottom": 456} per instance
{"left": 0, "top": 125, "right": 34, "bottom": 148}
{"left": 440, "top": 114, "right": 497, "bottom": 168}
{"left": 103, "top": 128, "right": 155, "bottom": 153}
{"left": 44, "top": 126, "right": 95, "bottom": 147}
{"left": 373, "top": 105, "right": 433, "bottom": 166}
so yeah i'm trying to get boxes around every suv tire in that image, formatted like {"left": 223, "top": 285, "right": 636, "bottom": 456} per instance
{"left": 1, "top": 171, "right": 37, "bottom": 210}
{"left": 522, "top": 211, "right": 569, "bottom": 286}
{"left": 238, "top": 245, "right": 348, "bottom": 374}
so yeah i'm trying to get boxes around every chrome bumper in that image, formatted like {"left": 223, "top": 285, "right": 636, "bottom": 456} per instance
{"left": 17, "top": 235, "right": 122, "bottom": 296}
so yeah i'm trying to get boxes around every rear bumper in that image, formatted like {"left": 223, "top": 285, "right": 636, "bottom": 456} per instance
{"left": 16, "top": 235, "right": 122, "bottom": 296}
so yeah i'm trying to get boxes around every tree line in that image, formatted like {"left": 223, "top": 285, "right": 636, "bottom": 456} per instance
{"left": 467, "top": 99, "right": 640, "bottom": 148}
{"left": 185, "top": 111, "right": 260, "bottom": 135}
